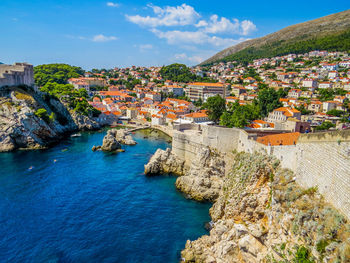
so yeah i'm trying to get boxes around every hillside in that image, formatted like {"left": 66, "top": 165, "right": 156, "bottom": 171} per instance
{"left": 200, "top": 9, "right": 350, "bottom": 65}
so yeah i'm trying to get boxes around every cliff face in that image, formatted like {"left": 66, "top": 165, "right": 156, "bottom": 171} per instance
{"left": 181, "top": 152, "right": 350, "bottom": 263}
{"left": 0, "top": 86, "right": 101, "bottom": 152}
{"left": 145, "top": 146, "right": 226, "bottom": 201}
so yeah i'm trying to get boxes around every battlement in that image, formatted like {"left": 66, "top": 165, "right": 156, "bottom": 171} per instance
{"left": 0, "top": 63, "right": 34, "bottom": 88}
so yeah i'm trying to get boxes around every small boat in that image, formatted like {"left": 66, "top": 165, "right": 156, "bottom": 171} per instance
{"left": 61, "top": 148, "right": 68, "bottom": 152}
{"left": 28, "top": 166, "right": 34, "bottom": 171}
{"left": 71, "top": 133, "right": 81, "bottom": 137}
{"left": 53, "top": 159, "right": 57, "bottom": 163}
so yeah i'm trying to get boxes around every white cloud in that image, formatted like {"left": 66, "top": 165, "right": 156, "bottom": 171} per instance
{"left": 125, "top": 4, "right": 256, "bottom": 50}
{"left": 107, "top": 2, "right": 119, "bottom": 8}
{"left": 152, "top": 29, "right": 246, "bottom": 47}
{"left": 174, "top": 53, "right": 204, "bottom": 64}
{"left": 92, "top": 34, "right": 118, "bottom": 42}
{"left": 241, "top": 20, "right": 257, "bottom": 35}
{"left": 125, "top": 3, "right": 200, "bottom": 27}
{"left": 196, "top": 15, "right": 256, "bottom": 36}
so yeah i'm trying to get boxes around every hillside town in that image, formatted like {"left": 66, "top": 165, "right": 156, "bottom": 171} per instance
{"left": 66, "top": 50, "right": 349, "bottom": 143}
{"left": 2, "top": 50, "right": 350, "bottom": 147}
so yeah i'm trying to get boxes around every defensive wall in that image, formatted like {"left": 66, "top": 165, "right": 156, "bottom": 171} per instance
{"left": 171, "top": 124, "right": 350, "bottom": 219}
{"left": 0, "top": 63, "right": 34, "bottom": 88}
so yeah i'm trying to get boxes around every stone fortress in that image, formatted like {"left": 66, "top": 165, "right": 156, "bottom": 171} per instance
{"left": 167, "top": 124, "right": 350, "bottom": 219}
{"left": 0, "top": 62, "right": 34, "bottom": 88}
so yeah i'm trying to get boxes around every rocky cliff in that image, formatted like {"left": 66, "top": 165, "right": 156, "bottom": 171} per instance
{"left": 0, "top": 86, "right": 101, "bottom": 152}
{"left": 145, "top": 145, "right": 350, "bottom": 262}
{"left": 181, "top": 152, "right": 350, "bottom": 263}
{"left": 145, "top": 146, "right": 226, "bottom": 202}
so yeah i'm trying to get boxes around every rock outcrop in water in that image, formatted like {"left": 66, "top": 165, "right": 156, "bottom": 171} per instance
{"left": 94, "top": 129, "right": 136, "bottom": 152}
{"left": 181, "top": 152, "right": 350, "bottom": 263}
{"left": 144, "top": 148, "right": 185, "bottom": 176}
{"left": 145, "top": 147, "right": 225, "bottom": 202}
{"left": 175, "top": 147, "right": 225, "bottom": 202}
{"left": 114, "top": 129, "right": 137, "bottom": 145}
{"left": 101, "top": 132, "right": 121, "bottom": 152}
{"left": 0, "top": 86, "right": 92, "bottom": 152}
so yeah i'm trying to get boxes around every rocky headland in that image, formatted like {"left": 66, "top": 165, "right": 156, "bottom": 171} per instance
{"left": 144, "top": 147, "right": 350, "bottom": 262}
{"left": 0, "top": 86, "right": 101, "bottom": 152}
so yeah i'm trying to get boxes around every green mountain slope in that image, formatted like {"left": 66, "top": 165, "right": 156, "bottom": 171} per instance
{"left": 200, "top": 9, "right": 350, "bottom": 65}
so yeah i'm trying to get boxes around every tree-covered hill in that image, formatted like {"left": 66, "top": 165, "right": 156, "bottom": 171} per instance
{"left": 160, "top": 63, "right": 215, "bottom": 83}
{"left": 201, "top": 9, "right": 350, "bottom": 65}
{"left": 34, "top": 63, "right": 85, "bottom": 87}
{"left": 220, "top": 29, "right": 350, "bottom": 64}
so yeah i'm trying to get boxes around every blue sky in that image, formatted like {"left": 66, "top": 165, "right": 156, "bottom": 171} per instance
{"left": 0, "top": 0, "right": 348, "bottom": 70}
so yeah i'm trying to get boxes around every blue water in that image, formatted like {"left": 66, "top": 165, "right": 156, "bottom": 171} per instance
{"left": 0, "top": 131, "right": 211, "bottom": 263}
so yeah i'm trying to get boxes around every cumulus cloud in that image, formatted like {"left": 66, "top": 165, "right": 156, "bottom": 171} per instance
{"left": 174, "top": 53, "right": 204, "bottom": 64}
{"left": 152, "top": 29, "right": 246, "bottom": 47}
{"left": 196, "top": 15, "right": 256, "bottom": 36}
{"left": 125, "top": 3, "right": 200, "bottom": 27}
{"left": 241, "top": 20, "right": 257, "bottom": 35}
{"left": 92, "top": 34, "right": 118, "bottom": 42}
{"left": 107, "top": 2, "right": 119, "bottom": 8}
{"left": 125, "top": 4, "right": 256, "bottom": 49}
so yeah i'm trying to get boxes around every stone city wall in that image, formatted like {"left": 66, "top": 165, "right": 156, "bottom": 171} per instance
{"left": 171, "top": 124, "right": 350, "bottom": 218}
{"left": 0, "top": 63, "right": 34, "bottom": 88}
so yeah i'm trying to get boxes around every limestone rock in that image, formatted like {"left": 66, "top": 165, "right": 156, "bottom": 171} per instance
{"left": 101, "top": 133, "right": 121, "bottom": 152}
{"left": 180, "top": 152, "right": 350, "bottom": 262}
{"left": 0, "top": 87, "right": 103, "bottom": 152}
{"left": 175, "top": 147, "right": 225, "bottom": 202}
{"left": 144, "top": 148, "right": 185, "bottom": 175}
{"left": 115, "top": 129, "right": 137, "bottom": 145}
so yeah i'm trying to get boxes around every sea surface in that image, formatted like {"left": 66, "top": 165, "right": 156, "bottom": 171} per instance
{"left": 0, "top": 130, "right": 211, "bottom": 263}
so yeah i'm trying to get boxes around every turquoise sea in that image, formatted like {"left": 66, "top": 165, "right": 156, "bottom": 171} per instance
{"left": 0, "top": 130, "right": 211, "bottom": 263}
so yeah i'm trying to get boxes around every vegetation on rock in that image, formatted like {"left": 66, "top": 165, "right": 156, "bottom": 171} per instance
{"left": 181, "top": 151, "right": 350, "bottom": 262}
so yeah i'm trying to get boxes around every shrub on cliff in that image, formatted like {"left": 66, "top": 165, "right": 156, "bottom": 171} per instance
{"left": 35, "top": 108, "right": 51, "bottom": 123}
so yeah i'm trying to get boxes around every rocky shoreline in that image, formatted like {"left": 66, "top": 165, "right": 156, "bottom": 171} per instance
{"left": 0, "top": 86, "right": 102, "bottom": 152}
{"left": 145, "top": 147, "right": 226, "bottom": 202}
{"left": 144, "top": 148, "right": 350, "bottom": 262}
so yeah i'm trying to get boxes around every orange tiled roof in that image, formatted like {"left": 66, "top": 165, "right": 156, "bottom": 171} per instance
{"left": 257, "top": 132, "right": 300, "bottom": 146}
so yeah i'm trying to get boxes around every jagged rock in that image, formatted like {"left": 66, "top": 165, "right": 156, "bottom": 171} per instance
{"left": 70, "top": 111, "right": 100, "bottom": 130}
{"left": 144, "top": 148, "right": 185, "bottom": 175}
{"left": 101, "top": 134, "right": 121, "bottom": 152}
{"left": 175, "top": 147, "right": 225, "bottom": 202}
{"left": 0, "top": 87, "right": 103, "bottom": 152}
{"left": 104, "top": 129, "right": 137, "bottom": 145}
{"left": 115, "top": 129, "right": 137, "bottom": 145}
{"left": 181, "top": 152, "right": 350, "bottom": 262}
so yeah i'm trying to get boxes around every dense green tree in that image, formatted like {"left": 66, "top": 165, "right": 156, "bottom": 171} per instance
{"left": 326, "top": 109, "right": 344, "bottom": 117}
{"left": 159, "top": 63, "right": 215, "bottom": 83}
{"left": 315, "top": 121, "right": 336, "bottom": 131}
{"left": 295, "top": 105, "right": 312, "bottom": 115}
{"left": 257, "top": 88, "right": 283, "bottom": 117}
{"left": 220, "top": 102, "right": 260, "bottom": 128}
{"left": 203, "top": 95, "right": 226, "bottom": 123}
{"left": 34, "top": 64, "right": 84, "bottom": 86}
{"left": 318, "top": 88, "right": 334, "bottom": 101}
